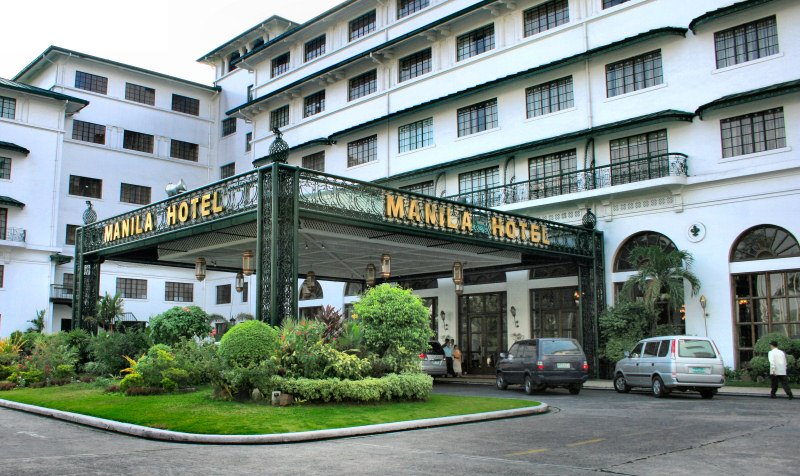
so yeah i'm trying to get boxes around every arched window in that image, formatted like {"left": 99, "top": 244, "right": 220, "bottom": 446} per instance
{"left": 731, "top": 225, "right": 800, "bottom": 262}
{"left": 614, "top": 231, "right": 677, "bottom": 272}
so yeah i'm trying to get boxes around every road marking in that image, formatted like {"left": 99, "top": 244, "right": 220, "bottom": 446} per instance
{"left": 567, "top": 438, "right": 604, "bottom": 447}
{"left": 505, "top": 448, "right": 549, "bottom": 456}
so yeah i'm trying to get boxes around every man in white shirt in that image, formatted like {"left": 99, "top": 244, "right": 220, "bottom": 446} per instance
{"left": 768, "top": 340, "right": 794, "bottom": 399}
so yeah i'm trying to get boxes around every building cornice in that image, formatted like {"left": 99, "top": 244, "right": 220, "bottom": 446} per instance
{"left": 689, "top": 0, "right": 778, "bottom": 33}
{"left": 0, "top": 77, "right": 88, "bottom": 114}
{"left": 695, "top": 79, "right": 800, "bottom": 118}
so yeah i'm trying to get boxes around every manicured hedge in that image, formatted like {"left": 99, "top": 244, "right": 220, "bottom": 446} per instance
{"left": 265, "top": 372, "right": 433, "bottom": 403}
{"left": 219, "top": 321, "right": 279, "bottom": 368}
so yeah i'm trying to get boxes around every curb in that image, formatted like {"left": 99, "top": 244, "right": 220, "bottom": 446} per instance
{"left": 0, "top": 398, "right": 548, "bottom": 444}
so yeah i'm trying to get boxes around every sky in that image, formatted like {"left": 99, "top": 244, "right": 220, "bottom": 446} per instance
{"left": 0, "top": 0, "right": 344, "bottom": 84}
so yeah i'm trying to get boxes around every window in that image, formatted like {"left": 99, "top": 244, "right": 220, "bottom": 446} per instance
{"left": 247, "top": 85, "right": 254, "bottom": 102}
{"left": 400, "top": 180, "right": 435, "bottom": 196}
{"left": 614, "top": 231, "right": 676, "bottom": 272}
{"left": 68, "top": 175, "right": 102, "bottom": 198}
{"left": 222, "top": 117, "right": 237, "bottom": 136}
{"left": 63, "top": 273, "right": 74, "bottom": 289}
{"left": 0, "top": 208, "right": 5, "bottom": 240}
{"left": 65, "top": 224, "right": 79, "bottom": 245}
{"left": 116, "top": 277, "right": 147, "bottom": 299}
{"left": 220, "top": 162, "right": 236, "bottom": 179}
{"left": 526, "top": 76, "right": 574, "bottom": 118}
{"left": 170, "top": 139, "right": 199, "bottom": 162}
{"left": 528, "top": 149, "right": 577, "bottom": 198}
{"left": 172, "top": 94, "right": 200, "bottom": 116}
{"left": 123, "top": 130, "right": 154, "bottom": 153}
{"left": 732, "top": 225, "right": 800, "bottom": 262}
{"left": 0, "top": 157, "right": 10, "bottom": 179}
{"left": 657, "top": 340, "right": 670, "bottom": 357}
{"left": 216, "top": 284, "right": 232, "bottom": 304}
{"left": 347, "top": 135, "right": 377, "bottom": 167}
{"left": 228, "top": 51, "right": 240, "bottom": 72}
{"left": 271, "top": 52, "right": 290, "bottom": 78}
{"left": 524, "top": 0, "right": 569, "bottom": 37}
{"left": 457, "top": 98, "right": 498, "bottom": 137}
{"left": 603, "top": 0, "right": 632, "bottom": 8}
{"left": 304, "top": 35, "right": 326, "bottom": 62}
{"left": 270, "top": 105, "right": 289, "bottom": 130}
{"left": 165, "top": 282, "right": 193, "bottom": 302}
{"left": 252, "top": 37, "right": 264, "bottom": 50}
{"left": 72, "top": 120, "right": 106, "bottom": 144}
{"left": 302, "top": 151, "right": 325, "bottom": 171}
{"left": 304, "top": 91, "right": 325, "bottom": 118}
{"left": 715, "top": 16, "right": 779, "bottom": 68}
{"left": 398, "top": 117, "right": 433, "bottom": 152}
{"left": 0, "top": 96, "right": 15, "bottom": 119}
{"left": 399, "top": 48, "right": 432, "bottom": 82}
{"left": 458, "top": 166, "right": 501, "bottom": 207}
{"left": 348, "top": 70, "right": 377, "bottom": 101}
{"left": 398, "top": 0, "right": 429, "bottom": 18}
{"left": 245, "top": 132, "right": 252, "bottom": 152}
{"left": 609, "top": 129, "right": 669, "bottom": 185}
{"left": 74, "top": 71, "right": 108, "bottom": 94}
{"left": 720, "top": 107, "right": 785, "bottom": 158}
{"left": 120, "top": 183, "right": 151, "bottom": 205}
{"left": 125, "top": 83, "right": 155, "bottom": 105}
{"left": 457, "top": 24, "right": 495, "bottom": 61}
{"left": 350, "top": 10, "right": 376, "bottom": 41}
{"left": 606, "top": 50, "right": 663, "bottom": 97}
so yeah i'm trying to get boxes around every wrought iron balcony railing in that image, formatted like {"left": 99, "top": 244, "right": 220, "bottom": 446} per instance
{"left": 446, "top": 153, "right": 688, "bottom": 207}
{"left": 0, "top": 227, "right": 26, "bottom": 242}
{"left": 50, "top": 284, "right": 74, "bottom": 301}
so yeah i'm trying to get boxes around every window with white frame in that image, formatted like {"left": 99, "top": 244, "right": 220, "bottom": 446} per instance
{"left": 457, "top": 24, "right": 495, "bottom": 61}
{"left": 165, "top": 282, "right": 193, "bottom": 302}
{"left": 605, "top": 50, "right": 662, "bottom": 97}
{"left": 715, "top": 16, "right": 779, "bottom": 69}
{"left": 0, "top": 96, "right": 15, "bottom": 119}
{"left": 348, "top": 70, "right": 377, "bottom": 101}
{"left": 304, "top": 91, "right": 325, "bottom": 118}
{"left": 523, "top": 0, "right": 569, "bottom": 37}
{"left": 526, "top": 76, "right": 574, "bottom": 118}
{"left": 720, "top": 107, "right": 786, "bottom": 158}
{"left": 457, "top": 99, "right": 498, "bottom": 137}
{"left": 347, "top": 135, "right": 377, "bottom": 167}
{"left": 116, "top": 277, "right": 147, "bottom": 299}
{"left": 398, "top": 118, "right": 433, "bottom": 153}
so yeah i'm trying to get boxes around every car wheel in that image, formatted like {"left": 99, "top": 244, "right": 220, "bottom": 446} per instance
{"left": 524, "top": 375, "right": 534, "bottom": 395}
{"left": 651, "top": 376, "right": 667, "bottom": 398}
{"left": 699, "top": 388, "right": 715, "bottom": 399}
{"left": 614, "top": 374, "right": 631, "bottom": 394}
{"left": 496, "top": 373, "right": 508, "bottom": 391}
{"left": 568, "top": 384, "right": 581, "bottom": 395}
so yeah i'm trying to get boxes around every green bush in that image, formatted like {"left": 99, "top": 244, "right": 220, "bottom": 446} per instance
{"left": 598, "top": 302, "right": 650, "bottom": 362}
{"left": 30, "top": 333, "right": 78, "bottom": 381}
{"left": 88, "top": 329, "right": 151, "bottom": 376}
{"left": 65, "top": 329, "right": 93, "bottom": 373}
{"left": 219, "top": 320, "right": 280, "bottom": 368}
{"left": 213, "top": 360, "right": 278, "bottom": 400}
{"left": 119, "top": 373, "right": 144, "bottom": 393}
{"left": 753, "top": 333, "right": 800, "bottom": 357}
{"left": 265, "top": 372, "right": 433, "bottom": 403}
{"left": 135, "top": 344, "right": 177, "bottom": 387}
{"left": 172, "top": 339, "right": 218, "bottom": 385}
{"left": 748, "top": 354, "right": 798, "bottom": 383}
{"left": 149, "top": 306, "right": 212, "bottom": 345}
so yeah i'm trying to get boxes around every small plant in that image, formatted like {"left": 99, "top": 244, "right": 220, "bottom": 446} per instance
{"left": 26, "top": 310, "right": 46, "bottom": 333}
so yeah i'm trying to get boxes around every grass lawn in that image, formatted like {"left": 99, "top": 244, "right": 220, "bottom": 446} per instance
{"left": 0, "top": 383, "right": 539, "bottom": 435}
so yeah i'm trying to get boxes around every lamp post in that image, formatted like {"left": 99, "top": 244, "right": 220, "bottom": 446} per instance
{"left": 699, "top": 295, "right": 708, "bottom": 336}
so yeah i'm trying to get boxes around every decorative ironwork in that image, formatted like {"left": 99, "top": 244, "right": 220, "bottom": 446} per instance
{"left": 82, "top": 201, "right": 97, "bottom": 224}
{"left": 268, "top": 128, "right": 289, "bottom": 163}
{"left": 578, "top": 232, "right": 605, "bottom": 378}
{"left": 258, "top": 168, "right": 273, "bottom": 322}
{"left": 582, "top": 208, "right": 597, "bottom": 229}
{"left": 50, "top": 284, "right": 74, "bottom": 301}
{"left": 446, "top": 153, "right": 688, "bottom": 206}
{"left": 72, "top": 228, "right": 100, "bottom": 329}
{"left": 2, "top": 227, "right": 26, "bottom": 242}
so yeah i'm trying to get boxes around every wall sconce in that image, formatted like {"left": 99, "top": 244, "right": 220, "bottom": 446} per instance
{"left": 195, "top": 257, "right": 206, "bottom": 281}
{"left": 380, "top": 253, "right": 391, "bottom": 280}
{"left": 235, "top": 272, "right": 244, "bottom": 293}
{"left": 440, "top": 310, "right": 448, "bottom": 331}
{"left": 738, "top": 298, "right": 749, "bottom": 305}
{"left": 453, "top": 261, "right": 464, "bottom": 296}
{"left": 510, "top": 306, "right": 519, "bottom": 328}
{"left": 242, "top": 250, "right": 255, "bottom": 276}
{"left": 679, "top": 303, "right": 686, "bottom": 320}
{"left": 699, "top": 295, "right": 708, "bottom": 317}
{"left": 366, "top": 263, "right": 376, "bottom": 287}
{"left": 573, "top": 289, "right": 581, "bottom": 306}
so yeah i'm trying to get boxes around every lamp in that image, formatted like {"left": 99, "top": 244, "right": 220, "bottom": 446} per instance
{"left": 229, "top": 316, "right": 236, "bottom": 326}
{"left": 453, "top": 261, "right": 464, "bottom": 296}
{"left": 242, "top": 250, "right": 255, "bottom": 276}
{"left": 440, "top": 310, "right": 448, "bottom": 331}
{"left": 510, "top": 306, "right": 518, "bottom": 328}
{"left": 366, "top": 263, "right": 376, "bottom": 287}
{"left": 573, "top": 289, "right": 581, "bottom": 305}
{"left": 380, "top": 253, "right": 391, "bottom": 280}
{"left": 235, "top": 272, "right": 244, "bottom": 293}
{"left": 195, "top": 257, "right": 206, "bottom": 281}
{"left": 699, "top": 295, "right": 708, "bottom": 317}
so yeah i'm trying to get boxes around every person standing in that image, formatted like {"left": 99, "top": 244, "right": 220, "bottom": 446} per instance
{"left": 443, "top": 339, "right": 455, "bottom": 377}
{"left": 452, "top": 344, "right": 463, "bottom": 377}
{"left": 768, "top": 340, "right": 794, "bottom": 399}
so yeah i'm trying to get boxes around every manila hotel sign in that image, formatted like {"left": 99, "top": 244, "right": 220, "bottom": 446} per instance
{"left": 103, "top": 192, "right": 224, "bottom": 243}
{"left": 384, "top": 194, "right": 550, "bottom": 246}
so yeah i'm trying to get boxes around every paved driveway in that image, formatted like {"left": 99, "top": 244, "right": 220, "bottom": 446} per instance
{"left": 0, "top": 384, "right": 797, "bottom": 475}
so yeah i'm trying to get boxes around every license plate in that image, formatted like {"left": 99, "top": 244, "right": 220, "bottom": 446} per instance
{"left": 556, "top": 362, "right": 571, "bottom": 369}
{"left": 690, "top": 367, "right": 710, "bottom": 374}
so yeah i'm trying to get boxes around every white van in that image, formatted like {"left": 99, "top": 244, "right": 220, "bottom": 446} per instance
{"left": 613, "top": 336, "right": 725, "bottom": 399}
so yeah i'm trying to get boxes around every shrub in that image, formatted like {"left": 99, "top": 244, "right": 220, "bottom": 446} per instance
{"left": 748, "top": 354, "right": 798, "bottom": 383}
{"left": 266, "top": 372, "right": 433, "bottom": 403}
{"left": 119, "top": 373, "right": 144, "bottom": 393}
{"left": 134, "top": 344, "right": 177, "bottom": 387}
{"left": 88, "top": 329, "right": 151, "bottom": 376}
{"left": 0, "top": 381, "right": 16, "bottom": 391}
{"left": 598, "top": 302, "right": 651, "bottom": 362}
{"left": 149, "top": 306, "right": 212, "bottom": 345}
{"left": 64, "top": 329, "right": 93, "bottom": 373}
{"left": 30, "top": 333, "right": 78, "bottom": 380}
{"left": 213, "top": 360, "right": 278, "bottom": 400}
{"left": 172, "top": 339, "right": 218, "bottom": 385}
{"left": 219, "top": 320, "right": 279, "bottom": 368}
{"left": 753, "top": 333, "right": 800, "bottom": 357}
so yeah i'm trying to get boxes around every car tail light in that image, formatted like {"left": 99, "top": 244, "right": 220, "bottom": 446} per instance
{"left": 419, "top": 353, "right": 426, "bottom": 360}
{"left": 670, "top": 339, "right": 676, "bottom": 360}
{"left": 537, "top": 361, "right": 544, "bottom": 370}
{"left": 582, "top": 361, "right": 589, "bottom": 372}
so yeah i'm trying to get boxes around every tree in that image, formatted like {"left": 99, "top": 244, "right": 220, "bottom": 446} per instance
{"left": 621, "top": 245, "right": 701, "bottom": 332}
{"left": 149, "top": 306, "right": 212, "bottom": 345}
{"left": 87, "top": 292, "right": 125, "bottom": 334}
{"left": 26, "top": 309, "right": 46, "bottom": 333}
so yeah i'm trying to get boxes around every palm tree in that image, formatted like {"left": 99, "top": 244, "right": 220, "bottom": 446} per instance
{"left": 87, "top": 292, "right": 125, "bottom": 334}
{"left": 621, "top": 245, "right": 701, "bottom": 333}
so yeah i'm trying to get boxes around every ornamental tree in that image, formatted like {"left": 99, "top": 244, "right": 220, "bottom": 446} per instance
{"left": 149, "top": 306, "right": 212, "bottom": 345}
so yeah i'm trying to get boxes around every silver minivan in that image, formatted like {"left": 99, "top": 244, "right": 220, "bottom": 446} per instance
{"left": 613, "top": 336, "right": 725, "bottom": 398}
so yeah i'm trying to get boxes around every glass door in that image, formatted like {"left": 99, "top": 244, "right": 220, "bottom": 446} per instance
{"left": 459, "top": 292, "right": 506, "bottom": 374}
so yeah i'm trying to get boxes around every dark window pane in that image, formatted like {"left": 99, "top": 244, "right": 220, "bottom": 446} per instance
{"left": 398, "top": 0, "right": 429, "bottom": 18}
{"left": 216, "top": 284, "right": 232, "bottom": 304}
{"left": 172, "top": 94, "right": 200, "bottom": 116}
{"left": 603, "top": 0, "right": 632, "bottom": 8}
{"left": 524, "top": 0, "right": 569, "bottom": 37}
{"left": 222, "top": 117, "right": 237, "bottom": 136}
{"left": 458, "top": 166, "right": 501, "bottom": 207}
{"left": 123, "top": 130, "right": 154, "bottom": 153}
{"left": 720, "top": 107, "right": 785, "bottom": 158}
{"left": 732, "top": 225, "right": 800, "bottom": 262}
{"left": 0, "top": 157, "right": 9, "bottom": 179}
{"left": 65, "top": 224, "right": 79, "bottom": 245}
{"left": 304, "top": 35, "right": 326, "bottom": 62}
{"left": 400, "top": 180, "right": 435, "bottom": 196}
{"left": 271, "top": 52, "right": 290, "bottom": 78}
{"left": 0, "top": 96, "right": 16, "bottom": 119}
{"left": 304, "top": 91, "right": 325, "bottom": 118}
{"left": 116, "top": 277, "right": 147, "bottom": 300}
{"left": 72, "top": 120, "right": 106, "bottom": 144}
{"left": 165, "top": 282, "right": 194, "bottom": 302}
{"left": 347, "top": 135, "right": 377, "bottom": 167}
{"left": 170, "top": 140, "right": 199, "bottom": 162}
{"left": 125, "top": 83, "right": 155, "bottom": 105}
{"left": 348, "top": 70, "right": 377, "bottom": 101}
{"left": 75, "top": 71, "right": 108, "bottom": 94}
{"left": 68, "top": 175, "right": 102, "bottom": 199}
{"left": 399, "top": 49, "right": 432, "bottom": 82}
{"left": 526, "top": 76, "right": 574, "bottom": 118}
{"left": 398, "top": 117, "right": 433, "bottom": 152}
{"left": 606, "top": 50, "right": 663, "bottom": 97}
{"left": 457, "top": 98, "right": 498, "bottom": 136}
{"left": 270, "top": 105, "right": 290, "bottom": 129}
{"left": 220, "top": 162, "right": 235, "bottom": 179}
{"left": 457, "top": 24, "right": 495, "bottom": 61}
{"left": 302, "top": 151, "right": 325, "bottom": 171}
{"left": 120, "top": 183, "right": 151, "bottom": 205}
{"left": 350, "top": 10, "right": 376, "bottom": 41}
{"left": 715, "top": 16, "right": 779, "bottom": 68}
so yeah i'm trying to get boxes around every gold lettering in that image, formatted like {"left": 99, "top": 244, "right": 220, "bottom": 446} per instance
{"left": 446, "top": 207, "right": 458, "bottom": 229}
{"left": 200, "top": 195, "right": 211, "bottom": 217}
{"left": 505, "top": 220, "right": 518, "bottom": 240}
{"left": 143, "top": 213, "right": 154, "bottom": 232}
{"left": 178, "top": 202, "right": 189, "bottom": 223}
{"left": 460, "top": 211, "right": 472, "bottom": 232}
{"left": 425, "top": 203, "right": 438, "bottom": 226}
{"left": 121, "top": 219, "right": 130, "bottom": 238}
{"left": 135, "top": 215, "right": 142, "bottom": 234}
{"left": 166, "top": 205, "right": 177, "bottom": 226}
{"left": 542, "top": 225, "right": 550, "bottom": 245}
{"left": 439, "top": 207, "right": 445, "bottom": 227}
{"left": 491, "top": 217, "right": 505, "bottom": 238}
{"left": 530, "top": 224, "right": 541, "bottom": 243}
{"left": 113, "top": 222, "right": 120, "bottom": 240}
{"left": 408, "top": 200, "right": 421, "bottom": 222}
{"left": 104, "top": 224, "right": 114, "bottom": 242}
{"left": 212, "top": 192, "right": 223, "bottom": 213}
{"left": 190, "top": 197, "right": 200, "bottom": 219}
{"left": 519, "top": 221, "right": 529, "bottom": 241}
{"left": 385, "top": 194, "right": 405, "bottom": 219}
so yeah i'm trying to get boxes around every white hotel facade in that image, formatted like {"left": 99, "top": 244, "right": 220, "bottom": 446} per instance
{"left": 1, "top": 0, "right": 798, "bottom": 371}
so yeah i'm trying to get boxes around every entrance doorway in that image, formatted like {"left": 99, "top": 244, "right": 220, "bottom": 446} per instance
{"left": 459, "top": 292, "right": 507, "bottom": 375}
{"left": 530, "top": 287, "right": 580, "bottom": 342}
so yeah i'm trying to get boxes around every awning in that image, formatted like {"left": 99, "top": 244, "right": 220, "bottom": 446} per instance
{"left": 0, "top": 196, "right": 25, "bottom": 208}
{"left": 0, "top": 141, "right": 29, "bottom": 155}
{"left": 695, "top": 79, "right": 800, "bottom": 118}
{"left": 689, "top": 0, "right": 777, "bottom": 33}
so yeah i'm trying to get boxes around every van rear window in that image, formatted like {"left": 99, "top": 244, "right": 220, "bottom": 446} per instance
{"left": 542, "top": 339, "right": 582, "bottom": 355}
{"left": 678, "top": 340, "right": 717, "bottom": 358}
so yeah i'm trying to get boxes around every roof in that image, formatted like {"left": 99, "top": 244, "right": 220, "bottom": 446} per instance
{"left": 14, "top": 46, "right": 219, "bottom": 92}
{"left": 197, "top": 15, "right": 298, "bottom": 62}
{"left": 0, "top": 196, "right": 26, "bottom": 209}
{"left": 695, "top": 79, "right": 800, "bottom": 118}
{"left": 0, "top": 77, "right": 88, "bottom": 114}
{"left": 689, "top": 0, "right": 777, "bottom": 32}
{"left": 0, "top": 140, "right": 30, "bottom": 155}
{"left": 375, "top": 109, "right": 695, "bottom": 184}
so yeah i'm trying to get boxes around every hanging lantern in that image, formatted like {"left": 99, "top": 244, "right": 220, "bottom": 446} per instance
{"left": 455, "top": 282, "right": 464, "bottom": 296}
{"left": 195, "top": 257, "right": 207, "bottom": 282}
{"left": 235, "top": 272, "right": 244, "bottom": 293}
{"left": 366, "top": 263, "right": 376, "bottom": 287}
{"left": 380, "top": 253, "right": 391, "bottom": 280}
{"left": 453, "top": 261, "right": 464, "bottom": 295}
{"left": 242, "top": 250, "right": 254, "bottom": 276}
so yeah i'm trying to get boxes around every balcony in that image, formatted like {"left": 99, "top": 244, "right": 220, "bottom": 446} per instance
{"left": 0, "top": 227, "right": 26, "bottom": 243}
{"left": 50, "top": 284, "right": 74, "bottom": 304}
{"left": 446, "top": 153, "right": 688, "bottom": 208}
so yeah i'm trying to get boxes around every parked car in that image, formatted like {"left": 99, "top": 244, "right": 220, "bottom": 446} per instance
{"left": 420, "top": 340, "right": 447, "bottom": 377}
{"left": 613, "top": 336, "right": 725, "bottom": 399}
{"left": 496, "top": 338, "right": 589, "bottom": 394}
